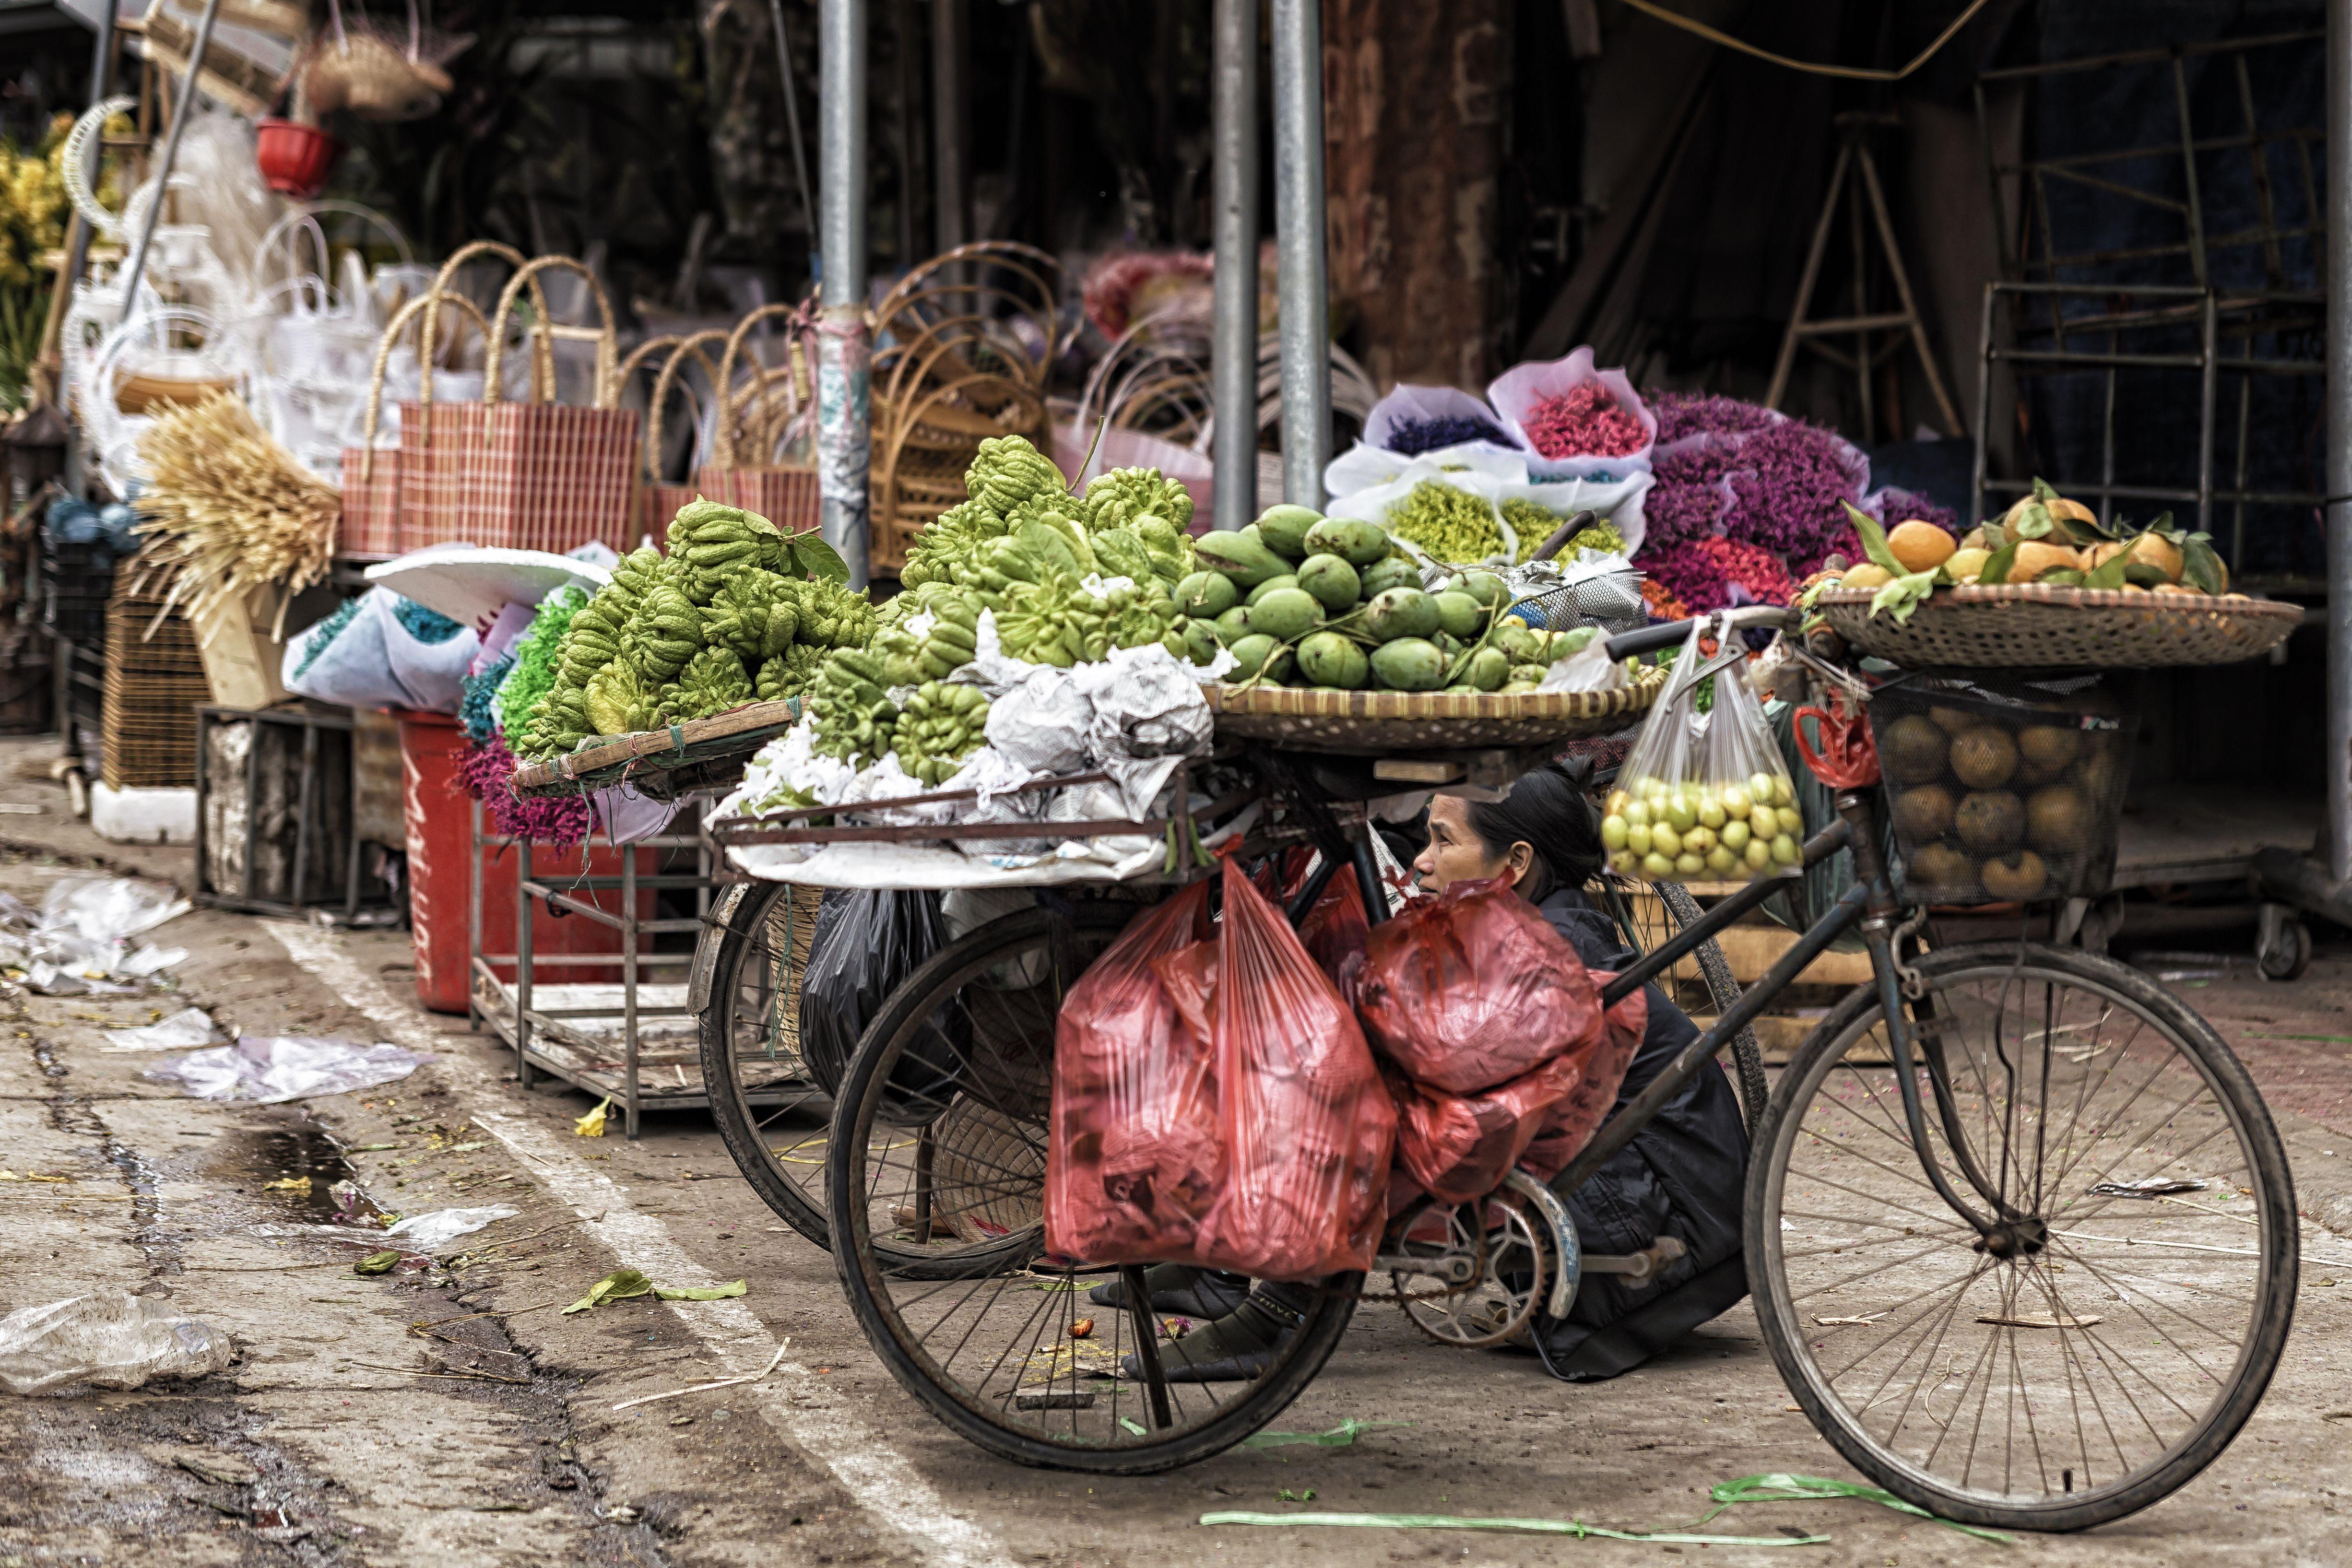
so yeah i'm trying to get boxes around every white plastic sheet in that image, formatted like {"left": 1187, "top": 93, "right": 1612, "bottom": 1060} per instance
{"left": 0, "top": 1293, "right": 235, "bottom": 1396}
{"left": 146, "top": 1037, "right": 433, "bottom": 1103}
{"left": 382, "top": 1205, "right": 520, "bottom": 1251}
{"left": 100, "top": 1007, "right": 220, "bottom": 1052}
{"left": 0, "top": 876, "right": 191, "bottom": 987}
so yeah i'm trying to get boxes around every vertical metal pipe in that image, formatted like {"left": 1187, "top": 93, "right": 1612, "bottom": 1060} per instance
{"left": 818, "top": 0, "right": 873, "bottom": 587}
{"left": 1210, "top": 0, "right": 1261, "bottom": 531}
{"left": 2327, "top": 0, "right": 2352, "bottom": 882}
{"left": 1269, "top": 0, "right": 1329, "bottom": 508}
{"left": 118, "top": 0, "right": 224, "bottom": 318}
{"left": 62, "top": 0, "right": 118, "bottom": 292}
{"left": 931, "top": 0, "right": 969, "bottom": 255}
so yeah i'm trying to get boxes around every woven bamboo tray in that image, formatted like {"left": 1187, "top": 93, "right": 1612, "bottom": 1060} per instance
{"left": 510, "top": 698, "right": 802, "bottom": 799}
{"left": 101, "top": 564, "right": 210, "bottom": 790}
{"left": 1814, "top": 585, "right": 2301, "bottom": 669}
{"left": 1201, "top": 666, "right": 1664, "bottom": 752}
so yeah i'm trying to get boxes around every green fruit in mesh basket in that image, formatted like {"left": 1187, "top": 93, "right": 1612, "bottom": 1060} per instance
{"left": 1175, "top": 571, "right": 1239, "bottom": 619}
{"left": 1908, "top": 843, "right": 1975, "bottom": 893}
{"left": 1879, "top": 715, "right": 1950, "bottom": 785}
{"left": 1950, "top": 727, "right": 2019, "bottom": 790}
{"left": 2016, "top": 725, "right": 2083, "bottom": 785}
{"left": 2026, "top": 786, "right": 2092, "bottom": 853}
{"left": 1359, "top": 556, "right": 1423, "bottom": 600}
{"left": 1296, "top": 554, "right": 1361, "bottom": 613}
{"left": 1466, "top": 646, "right": 1510, "bottom": 692}
{"left": 1245, "top": 574, "right": 1300, "bottom": 607}
{"left": 1434, "top": 590, "right": 1486, "bottom": 639}
{"left": 1369, "top": 637, "right": 1446, "bottom": 692}
{"left": 1305, "top": 516, "right": 1393, "bottom": 568}
{"left": 1227, "top": 633, "right": 1294, "bottom": 683}
{"left": 1891, "top": 783, "right": 1957, "bottom": 842}
{"left": 1213, "top": 605, "right": 1252, "bottom": 643}
{"left": 1981, "top": 851, "right": 2049, "bottom": 901}
{"left": 1297, "top": 631, "right": 1369, "bottom": 689}
{"left": 1954, "top": 790, "right": 2024, "bottom": 856}
{"left": 1255, "top": 504, "right": 1323, "bottom": 561}
{"left": 1365, "top": 587, "right": 1441, "bottom": 642}
{"left": 1246, "top": 587, "right": 1324, "bottom": 642}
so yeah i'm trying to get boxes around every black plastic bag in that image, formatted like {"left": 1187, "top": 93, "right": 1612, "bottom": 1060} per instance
{"left": 798, "top": 889, "right": 966, "bottom": 1121}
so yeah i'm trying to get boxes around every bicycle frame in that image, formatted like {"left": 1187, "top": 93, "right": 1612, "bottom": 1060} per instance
{"left": 1511, "top": 788, "right": 2017, "bottom": 1249}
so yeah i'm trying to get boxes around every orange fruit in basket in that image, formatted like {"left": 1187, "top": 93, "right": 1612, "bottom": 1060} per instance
{"left": 1887, "top": 521, "right": 1956, "bottom": 572}
{"left": 2047, "top": 496, "right": 2099, "bottom": 526}
{"left": 1840, "top": 563, "right": 1894, "bottom": 589}
{"left": 1981, "top": 850, "right": 2050, "bottom": 900}
{"left": 2010, "top": 541, "right": 2081, "bottom": 581}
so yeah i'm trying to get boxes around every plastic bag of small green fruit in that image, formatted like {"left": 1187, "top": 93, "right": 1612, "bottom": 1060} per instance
{"left": 1602, "top": 620, "right": 1800, "bottom": 885}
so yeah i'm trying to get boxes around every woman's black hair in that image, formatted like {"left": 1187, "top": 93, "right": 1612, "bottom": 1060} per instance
{"left": 1462, "top": 760, "right": 1607, "bottom": 904}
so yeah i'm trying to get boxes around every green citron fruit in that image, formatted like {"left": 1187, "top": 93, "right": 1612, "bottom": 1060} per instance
{"left": 1369, "top": 637, "right": 1446, "bottom": 691}
{"left": 1466, "top": 646, "right": 1510, "bottom": 691}
{"left": 1450, "top": 569, "right": 1509, "bottom": 608}
{"left": 1364, "top": 586, "right": 1442, "bottom": 642}
{"left": 1358, "top": 556, "right": 1423, "bottom": 600}
{"left": 1255, "top": 504, "right": 1323, "bottom": 561}
{"left": 1297, "top": 630, "right": 1370, "bottom": 688}
{"left": 1245, "top": 574, "right": 1300, "bottom": 607}
{"left": 1194, "top": 525, "right": 1288, "bottom": 587}
{"left": 1228, "top": 633, "right": 1293, "bottom": 683}
{"left": 1175, "top": 571, "right": 1238, "bottom": 619}
{"left": 1296, "top": 553, "right": 1361, "bottom": 613}
{"left": 1497, "top": 621, "right": 1544, "bottom": 663}
{"left": 1433, "top": 590, "right": 1485, "bottom": 639}
{"left": 1246, "top": 587, "right": 1324, "bottom": 642}
{"left": 1182, "top": 617, "right": 1221, "bottom": 664}
{"left": 1305, "top": 516, "right": 1393, "bottom": 568}
{"left": 1213, "top": 605, "right": 1253, "bottom": 642}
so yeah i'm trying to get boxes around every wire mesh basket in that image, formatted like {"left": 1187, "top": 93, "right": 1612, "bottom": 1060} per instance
{"left": 1869, "top": 671, "right": 2135, "bottom": 906}
{"left": 1499, "top": 553, "right": 1649, "bottom": 637}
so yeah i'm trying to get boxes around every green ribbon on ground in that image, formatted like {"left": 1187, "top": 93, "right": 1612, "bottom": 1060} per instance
{"left": 1197, "top": 1510, "right": 1827, "bottom": 1547}
{"left": 1698, "top": 1473, "right": 2014, "bottom": 1544}
{"left": 1241, "top": 1418, "right": 1415, "bottom": 1450}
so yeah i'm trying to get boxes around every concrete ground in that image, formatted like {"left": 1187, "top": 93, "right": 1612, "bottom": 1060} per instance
{"left": 8, "top": 734, "right": 2352, "bottom": 1568}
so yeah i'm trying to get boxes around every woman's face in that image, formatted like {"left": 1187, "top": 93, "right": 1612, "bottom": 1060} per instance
{"left": 1413, "top": 793, "right": 1534, "bottom": 895}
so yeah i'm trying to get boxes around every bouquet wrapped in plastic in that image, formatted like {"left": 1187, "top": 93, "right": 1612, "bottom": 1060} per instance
{"left": 1044, "top": 855, "right": 1396, "bottom": 1280}
{"left": 1602, "top": 620, "right": 1801, "bottom": 884}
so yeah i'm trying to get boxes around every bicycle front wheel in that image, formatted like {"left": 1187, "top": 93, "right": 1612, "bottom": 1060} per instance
{"left": 827, "top": 904, "right": 1359, "bottom": 1473}
{"left": 698, "top": 880, "right": 835, "bottom": 1245}
{"left": 1748, "top": 941, "right": 2297, "bottom": 1532}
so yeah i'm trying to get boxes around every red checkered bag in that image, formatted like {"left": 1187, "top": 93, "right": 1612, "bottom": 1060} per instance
{"left": 400, "top": 245, "right": 641, "bottom": 555}
{"left": 695, "top": 300, "right": 821, "bottom": 533}
{"left": 339, "top": 290, "right": 489, "bottom": 560}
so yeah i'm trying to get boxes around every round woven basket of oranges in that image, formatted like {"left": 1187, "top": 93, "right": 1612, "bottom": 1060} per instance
{"left": 1804, "top": 483, "right": 2298, "bottom": 669}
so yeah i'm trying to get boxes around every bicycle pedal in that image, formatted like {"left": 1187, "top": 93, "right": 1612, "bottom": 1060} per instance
{"left": 1578, "top": 1236, "right": 1686, "bottom": 1287}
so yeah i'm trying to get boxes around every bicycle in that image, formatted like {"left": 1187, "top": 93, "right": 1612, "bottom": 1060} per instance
{"left": 821, "top": 604, "right": 2296, "bottom": 1532}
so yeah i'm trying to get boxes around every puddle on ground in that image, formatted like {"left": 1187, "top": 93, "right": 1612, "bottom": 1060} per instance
{"left": 205, "top": 1118, "right": 388, "bottom": 1226}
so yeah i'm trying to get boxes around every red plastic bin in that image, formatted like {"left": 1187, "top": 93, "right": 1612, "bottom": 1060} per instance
{"left": 396, "top": 709, "right": 650, "bottom": 1014}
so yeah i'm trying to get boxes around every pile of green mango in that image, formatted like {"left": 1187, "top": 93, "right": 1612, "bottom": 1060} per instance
{"left": 1185, "top": 504, "right": 1596, "bottom": 693}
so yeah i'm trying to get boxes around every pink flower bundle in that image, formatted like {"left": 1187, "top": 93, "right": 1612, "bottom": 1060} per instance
{"left": 1522, "top": 384, "right": 1647, "bottom": 460}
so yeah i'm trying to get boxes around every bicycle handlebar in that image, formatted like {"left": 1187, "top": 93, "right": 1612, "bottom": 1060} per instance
{"left": 1603, "top": 605, "right": 1797, "bottom": 662}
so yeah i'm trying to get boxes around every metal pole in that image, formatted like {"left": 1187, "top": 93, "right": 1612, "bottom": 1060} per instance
{"left": 2327, "top": 0, "right": 2352, "bottom": 882}
{"left": 818, "top": 0, "right": 873, "bottom": 587}
{"left": 117, "top": 0, "right": 224, "bottom": 319}
{"left": 1269, "top": 0, "right": 1329, "bottom": 508}
{"left": 931, "top": 0, "right": 969, "bottom": 254}
{"left": 1210, "top": 0, "right": 1260, "bottom": 531}
{"left": 61, "top": 0, "right": 118, "bottom": 293}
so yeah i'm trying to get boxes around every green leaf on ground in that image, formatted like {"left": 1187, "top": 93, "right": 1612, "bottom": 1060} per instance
{"left": 354, "top": 1251, "right": 401, "bottom": 1275}
{"left": 565, "top": 1268, "right": 655, "bottom": 1314}
{"left": 654, "top": 1280, "right": 747, "bottom": 1302}
{"left": 1243, "top": 1418, "right": 1416, "bottom": 1450}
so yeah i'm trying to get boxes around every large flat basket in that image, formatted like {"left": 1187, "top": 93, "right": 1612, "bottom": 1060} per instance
{"left": 1201, "top": 666, "right": 1664, "bottom": 753}
{"left": 1815, "top": 585, "right": 2300, "bottom": 669}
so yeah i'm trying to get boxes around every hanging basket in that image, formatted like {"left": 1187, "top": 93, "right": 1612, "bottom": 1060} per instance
{"left": 1813, "top": 584, "right": 2302, "bottom": 669}
{"left": 255, "top": 118, "right": 345, "bottom": 198}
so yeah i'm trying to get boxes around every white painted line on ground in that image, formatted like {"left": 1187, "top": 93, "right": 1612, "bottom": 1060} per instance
{"left": 264, "top": 920, "right": 1018, "bottom": 1568}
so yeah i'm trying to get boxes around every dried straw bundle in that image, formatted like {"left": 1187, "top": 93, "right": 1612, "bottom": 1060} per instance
{"left": 133, "top": 390, "right": 338, "bottom": 637}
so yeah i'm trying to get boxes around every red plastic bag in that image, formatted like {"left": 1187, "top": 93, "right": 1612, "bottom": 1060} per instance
{"left": 1296, "top": 868, "right": 1371, "bottom": 1004}
{"left": 1355, "top": 877, "right": 1605, "bottom": 1094}
{"left": 1043, "top": 884, "right": 1220, "bottom": 1264}
{"left": 1383, "top": 979, "right": 1647, "bottom": 1206}
{"left": 1517, "top": 978, "right": 1647, "bottom": 1181}
{"left": 1044, "top": 856, "right": 1396, "bottom": 1280}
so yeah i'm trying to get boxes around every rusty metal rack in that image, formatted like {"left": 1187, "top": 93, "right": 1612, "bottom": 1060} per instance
{"left": 468, "top": 800, "right": 719, "bottom": 1140}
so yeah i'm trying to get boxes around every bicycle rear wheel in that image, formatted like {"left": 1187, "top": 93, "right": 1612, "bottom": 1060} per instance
{"left": 698, "top": 880, "right": 834, "bottom": 1245}
{"left": 1748, "top": 941, "right": 2297, "bottom": 1531}
{"left": 827, "top": 904, "right": 1359, "bottom": 1472}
